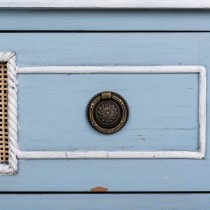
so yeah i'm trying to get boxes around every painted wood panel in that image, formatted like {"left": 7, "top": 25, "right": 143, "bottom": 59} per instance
{"left": 0, "top": 33, "right": 209, "bottom": 191}
{"left": 0, "top": 33, "right": 208, "bottom": 67}
{"left": 1, "top": 10, "right": 210, "bottom": 31}
{"left": 18, "top": 73, "right": 199, "bottom": 152}
{"left": 0, "top": 194, "right": 210, "bottom": 210}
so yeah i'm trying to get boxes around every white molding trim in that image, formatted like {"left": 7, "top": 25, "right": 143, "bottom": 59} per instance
{"left": 0, "top": 0, "right": 210, "bottom": 9}
{"left": 0, "top": 52, "right": 18, "bottom": 175}
{"left": 17, "top": 65, "right": 205, "bottom": 74}
{"left": 17, "top": 65, "right": 206, "bottom": 160}
{"left": 17, "top": 151, "right": 204, "bottom": 159}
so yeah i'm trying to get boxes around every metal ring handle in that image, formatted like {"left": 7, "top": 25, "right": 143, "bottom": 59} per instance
{"left": 87, "top": 91, "right": 129, "bottom": 134}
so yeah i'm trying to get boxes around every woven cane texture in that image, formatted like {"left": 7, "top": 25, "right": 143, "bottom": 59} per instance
{"left": 0, "top": 63, "right": 8, "bottom": 163}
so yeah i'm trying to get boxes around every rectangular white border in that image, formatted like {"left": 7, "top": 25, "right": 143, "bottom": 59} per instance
{"left": 16, "top": 65, "right": 206, "bottom": 159}
{"left": 1, "top": 0, "right": 210, "bottom": 9}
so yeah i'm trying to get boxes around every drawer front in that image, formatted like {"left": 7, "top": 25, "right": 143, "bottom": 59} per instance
{"left": 0, "top": 32, "right": 209, "bottom": 191}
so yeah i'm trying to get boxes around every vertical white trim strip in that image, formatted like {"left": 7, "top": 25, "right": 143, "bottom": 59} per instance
{"left": 198, "top": 67, "right": 206, "bottom": 157}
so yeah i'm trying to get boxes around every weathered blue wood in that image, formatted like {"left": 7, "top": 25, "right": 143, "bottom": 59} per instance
{"left": 3, "top": 159, "right": 210, "bottom": 191}
{"left": 0, "top": 33, "right": 208, "bottom": 67}
{"left": 0, "top": 33, "right": 209, "bottom": 191}
{"left": 0, "top": 10, "right": 210, "bottom": 31}
{"left": 0, "top": 194, "right": 210, "bottom": 210}
{"left": 18, "top": 74, "right": 198, "bottom": 151}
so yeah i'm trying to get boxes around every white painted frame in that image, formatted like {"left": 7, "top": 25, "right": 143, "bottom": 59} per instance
{"left": 0, "top": 52, "right": 18, "bottom": 175}
{"left": 16, "top": 65, "right": 206, "bottom": 160}
{"left": 0, "top": 59, "right": 206, "bottom": 175}
{"left": 1, "top": 0, "right": 210, "bottom": 9}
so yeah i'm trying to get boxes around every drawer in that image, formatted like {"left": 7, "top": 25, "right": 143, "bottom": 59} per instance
{"left": 0, "top": 32, "right": 209, "bottom": 191}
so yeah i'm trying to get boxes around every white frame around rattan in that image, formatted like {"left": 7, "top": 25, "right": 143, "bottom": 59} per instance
{"left": 0, "top": 52, "right": 18, "bottom": 175}
{"left": 0, "top": 56, "right": 207, "bottom": 174}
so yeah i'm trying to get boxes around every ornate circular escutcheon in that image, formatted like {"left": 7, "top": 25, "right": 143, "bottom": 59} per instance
{"left": 87, "top": 91, "right": 129, "bottom": 134}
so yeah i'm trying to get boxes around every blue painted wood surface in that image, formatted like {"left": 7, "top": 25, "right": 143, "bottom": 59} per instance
{"left": 1, "top": 10, "right": 210, "bottom": 31}
{"left": 18, "top": 74, "right": 198, "bottom": 151}
{"left": 0, "top": 33, "right": 208, "bottom": 67}
{"left": 0, "top": 33, "right": 209, "bottom": 191}
{"left": 0, "top": 194, "right": 210, "bottom": 210}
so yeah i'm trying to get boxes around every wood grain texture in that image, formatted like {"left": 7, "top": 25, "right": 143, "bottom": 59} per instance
{"left": 0, "top": 194, "right": 210, "bottom": 210}
{"left": 17, "top": 73, "right": 199, "bottom": 153}
{"left": 0, "top": 0, "right": 210, "bottom": 9}
{"left": 1, "top": 10, "right": 210, "bottom": 31}
{"left": 0, "top": 32, "right": 208, "bottom": 67}
{"left": 0, "top": 32, "right": 209, "bottom": 190}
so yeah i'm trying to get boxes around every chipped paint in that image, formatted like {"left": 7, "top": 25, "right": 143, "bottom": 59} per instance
{"left": 90, "top": 186, "right": 108, "bottom": 192}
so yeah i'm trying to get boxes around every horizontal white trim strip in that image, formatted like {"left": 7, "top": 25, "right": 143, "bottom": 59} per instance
{"left": 1, "top": 0, "right": 210, "bottom": 9}
{"left": 17, "top": 151, "right": 204, "bottom": 159}
{"left": 17, "top": 66, "right": 204, "bottom": 74}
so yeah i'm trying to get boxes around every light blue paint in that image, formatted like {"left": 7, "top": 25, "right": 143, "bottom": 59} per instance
{"left": 0, "top": 194, "right": 210, "bottom": 210}
{"left": 0, "top": 10, "right": 210, "bottom": 31}
{"left": 18, "top": 73, "right": 199, "bottom": 151}
{"left": 0, "top": 33, "right": 208, "bottom": 66}
{"left": 2, "top": 159, "right": 210, "bottom": 191}
{"left": 0, "top": 32, "right": 209, "bottom": 191}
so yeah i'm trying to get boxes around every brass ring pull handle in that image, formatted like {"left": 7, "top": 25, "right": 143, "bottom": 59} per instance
{"left": 87, "top": 91, "right": 129, "bottom": 134}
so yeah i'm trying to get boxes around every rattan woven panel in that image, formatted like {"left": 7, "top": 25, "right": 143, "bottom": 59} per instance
{"left": 0, "top": 63, "right": 8, "bottom": 163}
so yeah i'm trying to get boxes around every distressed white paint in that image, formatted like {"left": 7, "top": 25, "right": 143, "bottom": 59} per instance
{"left": 199, "top": 69, "right": 206, "bottom": 156}
{"left": 17, "top": 65, "right": 206, "bottom": 159}
{"left": 17, "top": 151, "right": 204, "bottom": 159}
{"left": 0, "top": 0, "right": 210, "bottom": 9}
{"left": 17, "top": 65, "right": 204, "bottom": 74}
{"left": 0, "top": 52, "right": 18, "bottom": 175}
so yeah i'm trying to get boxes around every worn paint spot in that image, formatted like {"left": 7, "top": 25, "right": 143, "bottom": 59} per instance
{"left": 90, "top": 186, "right": 108, "bottom": 192}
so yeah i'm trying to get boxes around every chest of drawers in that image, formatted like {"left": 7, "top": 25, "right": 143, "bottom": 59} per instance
{"left": 0, "top": 1, "right": 210, "bottom": 209}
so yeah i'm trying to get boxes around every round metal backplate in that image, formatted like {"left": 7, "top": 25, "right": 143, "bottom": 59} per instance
{"left": 87, "top": 91, "right": 129, "bottom": 134}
